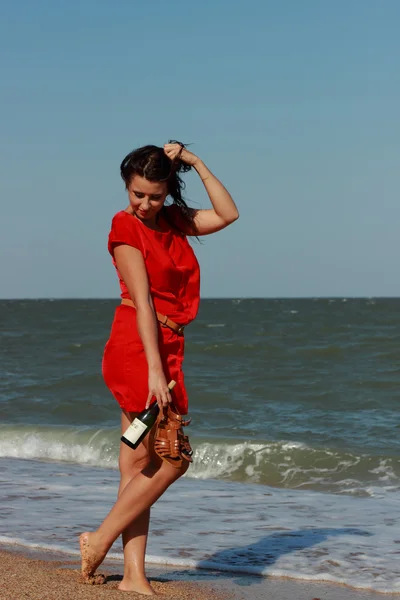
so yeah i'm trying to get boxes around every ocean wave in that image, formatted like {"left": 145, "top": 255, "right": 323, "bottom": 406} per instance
{"left": 0, "top": 424, "right": 399, "bottom": 496}
{"left": 0, "top": 425, "right": 118, "bottom": 469}
{"left": 191, "top": 440, "right": 400, "bottom": 495}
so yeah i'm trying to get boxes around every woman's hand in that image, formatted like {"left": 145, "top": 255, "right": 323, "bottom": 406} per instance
{"left": 146, "top": 368, "right": 172, "bottom": 409}
{"left": 164, "top": 143, "right": 199, "bottom": 167}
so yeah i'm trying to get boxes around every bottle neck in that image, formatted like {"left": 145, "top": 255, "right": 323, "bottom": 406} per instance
{"left": 148, "top": 400, "right": 159, "bottom": 412}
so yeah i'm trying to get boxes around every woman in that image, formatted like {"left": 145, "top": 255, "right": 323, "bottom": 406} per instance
{"left": 79, "top": 141, "right": 239, "bottom": 594}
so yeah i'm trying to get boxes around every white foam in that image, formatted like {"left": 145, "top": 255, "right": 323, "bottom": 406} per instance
{"left": 0, "top": 426, "right": 399, "bottom": 497}
{"left": 0, "top": 536, "right": 73, "bottom": 556}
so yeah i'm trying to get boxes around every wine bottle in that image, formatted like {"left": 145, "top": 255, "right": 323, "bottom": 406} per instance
{"left": 121, "top": 380, "right": 176, "bottom": 450}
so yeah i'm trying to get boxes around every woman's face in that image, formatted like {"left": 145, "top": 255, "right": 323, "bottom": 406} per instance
{"left": 128, "top": 175, "right": 168, "bottom": 222}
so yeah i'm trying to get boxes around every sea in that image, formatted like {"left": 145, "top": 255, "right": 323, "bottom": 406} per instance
{"left": 1, "top": 298, "right": 400, "bottom": 593}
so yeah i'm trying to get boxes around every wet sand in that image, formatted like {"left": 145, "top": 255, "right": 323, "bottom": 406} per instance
{"left": 1, "top": 546, "right": 399, "bottom": 600}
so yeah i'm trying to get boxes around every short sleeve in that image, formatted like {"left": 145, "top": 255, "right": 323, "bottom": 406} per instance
{"left": 108, "top": 212, "right": 143, "bottom": 258}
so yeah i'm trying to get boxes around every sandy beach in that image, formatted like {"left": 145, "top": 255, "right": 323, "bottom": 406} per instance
{"left": 1, "top": 545, "right": 399, "bottom": 600}
{"left": 0, "top": 547, "right": 229, "bottom": 600}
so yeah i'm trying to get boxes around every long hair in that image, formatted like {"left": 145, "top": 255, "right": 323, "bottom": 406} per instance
{"left": 120, "top": 141, "right": 197, "bottom": 234}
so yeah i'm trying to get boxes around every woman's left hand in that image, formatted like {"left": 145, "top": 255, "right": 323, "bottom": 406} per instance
{"left": 164, "top": 143, "right": 199, "bottom": 167}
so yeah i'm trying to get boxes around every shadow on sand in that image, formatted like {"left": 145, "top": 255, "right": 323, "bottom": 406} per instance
{"left": 196, "top": 526, "right": 371, "bottom": 586}
{"left": 106, "top": 526, "right": 371, "bottom": 589}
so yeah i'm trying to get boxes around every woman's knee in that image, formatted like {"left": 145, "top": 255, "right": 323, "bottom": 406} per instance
{"left": 120, "top": 456, "right": 151, "bottom": 480}
{"left": 161, "top": 459, "right": 190, "bottom": 483}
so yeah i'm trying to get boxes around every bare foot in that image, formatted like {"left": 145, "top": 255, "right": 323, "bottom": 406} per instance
{"left": 118, "top": 576, "right": 157, "bottom": 595}
{"left": 79, "top": 532, "right": 107, "bottom": 584}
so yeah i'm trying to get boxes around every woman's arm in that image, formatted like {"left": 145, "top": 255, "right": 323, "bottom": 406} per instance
{"left": 114, "top": 244, "right": 171, "bottom": 408}
{"left": 164, "top": 143, "right": 239, "bottom": 236}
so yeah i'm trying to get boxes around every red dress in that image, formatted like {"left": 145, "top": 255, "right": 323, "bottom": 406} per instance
{"left": 102, "top": 204, "right": 200, "bottom": 414}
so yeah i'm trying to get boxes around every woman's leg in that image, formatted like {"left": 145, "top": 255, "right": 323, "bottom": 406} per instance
{"left": 80, "top": 416, "right": 189, "bottom": 583}
{"left": 117, "top": 410, "right": 153, "bottom": 594}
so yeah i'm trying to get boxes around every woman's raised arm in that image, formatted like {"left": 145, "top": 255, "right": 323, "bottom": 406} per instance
{"left": 164, "top": 143, "right": 239, "bottom": 236}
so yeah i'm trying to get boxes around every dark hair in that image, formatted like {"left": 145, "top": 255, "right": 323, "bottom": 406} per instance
{"left": 120, "top": 140, "right": 197, "bottom": 234}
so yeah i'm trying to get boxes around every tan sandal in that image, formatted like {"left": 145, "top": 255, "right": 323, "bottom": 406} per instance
{"left": 153, "top": 404, "right": 193, "bottom": 468}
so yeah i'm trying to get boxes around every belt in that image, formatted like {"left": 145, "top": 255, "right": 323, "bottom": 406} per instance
{"left": 120, "top": 298, "right": 185, "bottom": 335}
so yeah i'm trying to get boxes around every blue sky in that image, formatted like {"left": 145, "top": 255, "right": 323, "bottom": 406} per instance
{"left": 1, "top": 0, "right": 399, "bottom": 298}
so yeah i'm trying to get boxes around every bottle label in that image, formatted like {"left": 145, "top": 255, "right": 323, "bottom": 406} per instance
{"left": 122, "top": 419, "right": 148, "bottom": 444}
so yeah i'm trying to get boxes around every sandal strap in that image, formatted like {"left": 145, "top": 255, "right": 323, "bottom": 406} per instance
{"left": 153, "top": 404, "right": 193, "bottom": 467}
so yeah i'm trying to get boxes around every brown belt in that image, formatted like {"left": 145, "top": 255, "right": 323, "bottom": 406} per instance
{"left": 120, "top": 298, "right": 185, "bottom": 335}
